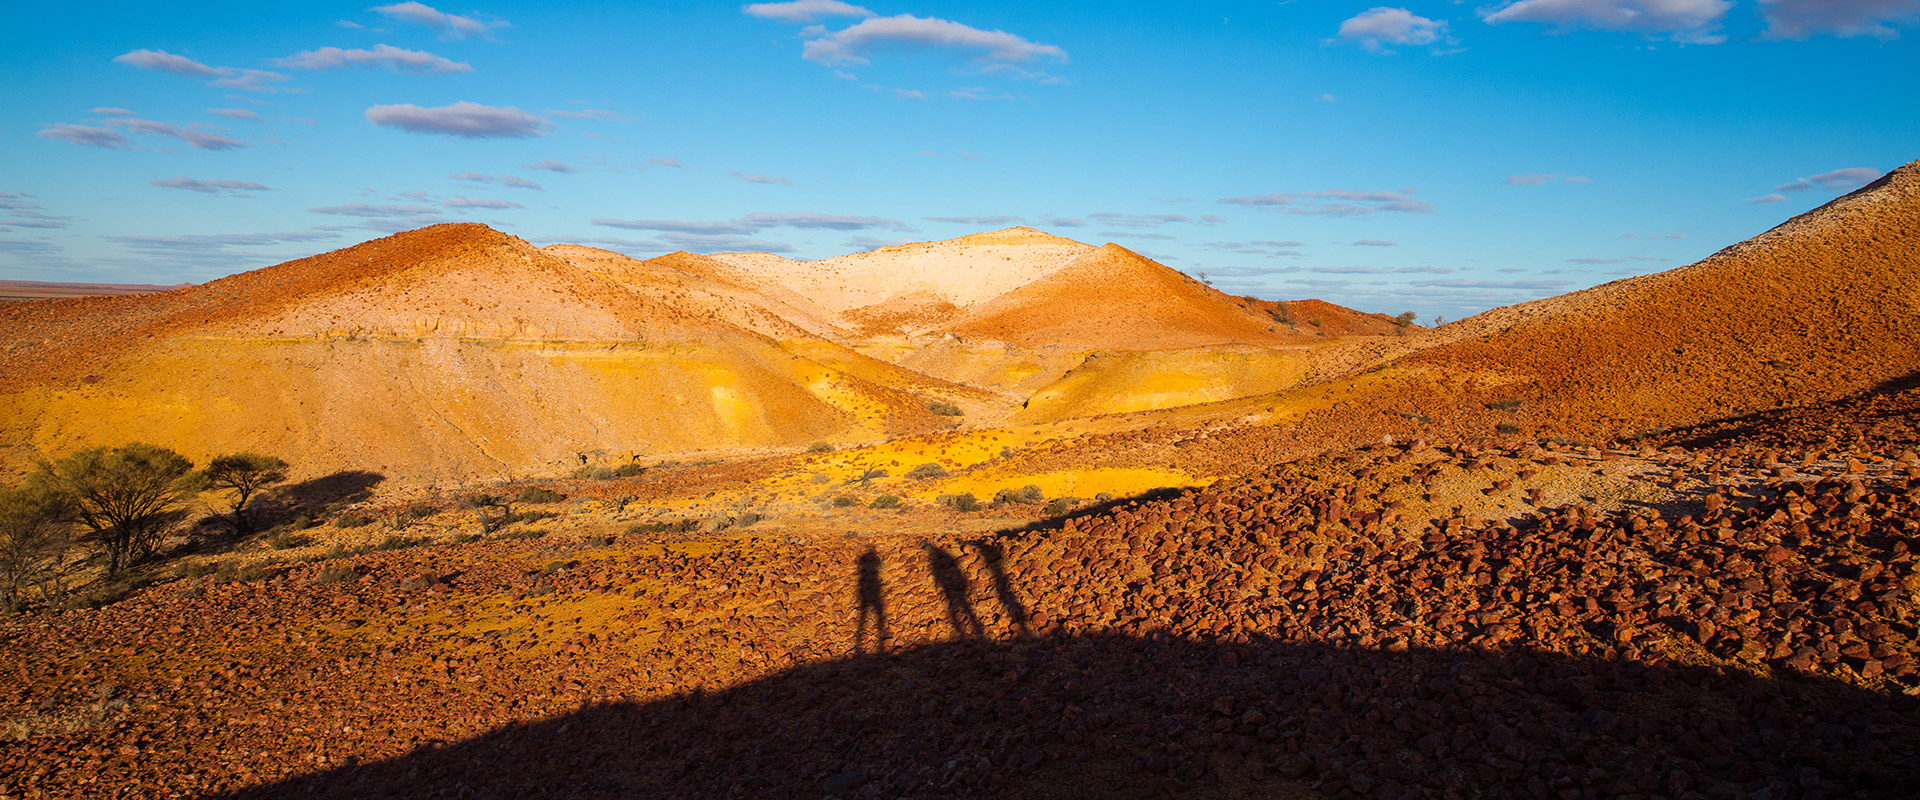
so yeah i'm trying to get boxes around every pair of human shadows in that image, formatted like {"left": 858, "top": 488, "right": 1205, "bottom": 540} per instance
{"left": 855, "top": 540, "right": 1031, "bottom": 654}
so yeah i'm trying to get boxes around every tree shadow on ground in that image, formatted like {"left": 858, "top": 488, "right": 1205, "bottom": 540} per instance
{"left": 272, "top": 470, "right": 386, "bottom": 509}
{"left": 215, "top": 633, "right": 1920, "bottom": 799}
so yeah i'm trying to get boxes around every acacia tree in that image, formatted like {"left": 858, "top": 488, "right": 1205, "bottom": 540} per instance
{"left": 0, "top": 485, "right": 70, "bottom": 612}
{"left": 33, "top": 443, "right": 198, "bottom": 576}
{"left": 202, "top": 453, "right": 290, "bottom": 533}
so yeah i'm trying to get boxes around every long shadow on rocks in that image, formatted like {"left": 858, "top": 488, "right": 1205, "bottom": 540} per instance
{"left": 216, "top": 634, "right": 1919, "bottom": 800}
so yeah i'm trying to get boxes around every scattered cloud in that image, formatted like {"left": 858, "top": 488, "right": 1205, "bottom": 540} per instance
{"left": 104, "top": 230, "right": 340, "bottom": 269}
{"left": 796, "top": 14, "right": 1068, "bottom": 70}
{"left": 659, "top": 233, "right": 796, "bottom": 252}
{"left": 450, "top": 171, "right": 491, "bottom": 182}
{"left": 0, "top": 239, "right": 64, "bottom": 257}
{"left": 103, "top": 116, "right": 250, "bottom": 150}
{"left": 36, "top": 123, "right": 131, "bottom": 149}
{"left": 112, "top": 49, "right": 291, "bottom": 92}
{"left": 593, "top": 212, "right": 914, "bottom": 235}
{"left": 151, "top": 177, "right": 270, "bottom": 196}
{"left": 498, "top": 175, "right": 542, "bottom": 190}
{"left": 207, "top": 107, "right": 263, "bottom": 121}
{"left": 309, "top": 202, "right": 441, "bottom": 217}
{"left": 1040, "top": 215, "right": 1086, "bottom": 227}
{"left": 1352, "top": 240, "right": 1398, "bottom": 247}
{"left": 91, "top": 107, "right": 135, "bottom": 116}
{"left": 729, "top": 170, "right": 793, "bottom": 186}
{"left": 1413, "top": 278, "right": 1567, "bottom": 291}
{"left": 1480, "top": 0, "right": 1732, "bottom": 44}
{"left": 1220, "top": 189, "right": 1434, "bottom": 216}
{"left": 521, "top": 158, "right": 578, "bottom": 173}
{"left": 925, "top": 215, "right": 1026, "bottom": 226}
{"left": 1742, "top": 193, "right": 1790, "bottom": 204}
{"left": 846, "top": 235, "right": 920, "bottom": 250}
{"left": 744, "top": 1, "right": 876, "bottom": 23}
{"left": 1336, "top": 7, "right": 1453, "bottom": 52}
{"left": 1087, "top": 212, "right": 1193, "bottom": 229}
{"left": 277, "top": 44, "right": 472, "bottom": 74}
{"left": 1760, "top": 0, "right": 1920, "bottom": 39}
{"left": 949, "top": 87, "right": 1013, "bottom": 101}
{"left": 0, "top": 192, "right": 74, "bottom": 230}
{"left": 1567, "top": 255, "right": 1664, "bottom": 264}
{"left": 443, "top": 196, "right": 523, "bottom": 210}
{"left": 365, "top": 101, "right": 548, "bottom": 138}
{"left": 371, "top": 2, "right": 507, "bottom": 40}
{"left": 1774, "top": 166, "right": 1881, "bottom": 193}
{"left": 1316, "top": 93, "right": 1337, "bottom": 103}
{"left": 545, "top": 108, "right": 632, "bottom": 121}
{"left": 646, "top": 156, "right": 685, "bottom": 168}
{"left": 1102, "top": 231, "right": 1176, "bottom": 241}
{"left": 1202, "top": 240, "right": 1304, "bottom": 257}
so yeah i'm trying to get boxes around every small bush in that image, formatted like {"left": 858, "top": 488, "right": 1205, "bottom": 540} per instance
{"left": 1094, "top": 493, "right": 1115, "bottom": 503}
{"left": 614, "top": 462, "right": 647, "bottom": 478}
{"left": 176, "top": 561, "right": 220, "bottom": 579}
{"left": 732, "top": 512, "right": 763, "bottom": 528}
{"left": 993, "top": 485, "right": 1045, "bottom": 506}
{"left": 1486, "top": 399, "right": 1523, "bottom": 413}
{"left": 1043, "top": 497, "right": 1079, "bottom": 516}
{"left": 494, "top": 529, "right": 546, "bottom": 541}
{"left": 807, "top": 442, "right": 834, "bottom": 453}
{"left": 462, "top": 493, "right": 513, "bottom": 534}
{"left": 938, "top": 493, "right": 982, "bottom": 512}
{"left": 333, "top": 513, "right": 374, "bottom": 529}
{"left": 907, "top": 463, "right": 948, "bottom": 480}
{"left": 517, "top": 487, "right": 566, "bottom": 504}
{"left": 927, "top": 401, "right": 964, "bottom": 417}
{"left": 373, "top": 535, "right": 430, "bottom": 552}
{"left": 583, "top": 534, "right": 615, "bottom": 547}
{"left": 1307, "top": 317, "right": 1323, "bottom": 327}
{"left": 449, "top": 533, "right": 481, "bottom": 544}
{"left": 288, "top": 514, "right": 317, "bottom": 530}
{"left": 265, "top": 531, "right": 311, "bottom": 550}
{"left": 831, "top": 496, "right": 860, "bottom": 508}
{"left": 1496, "top": 423, "right": 1522, "bottom": 435}
{"left": 405, "top": 503, "right": 439, "bottom": 519}
{"left": 609, "top": 494, "right": 637, "bottom": 513}
{"left": 627, "top": 519, "right": 700, "bottom": 535}
{"left": 857, "top": 468, "right": 889, "bottom": 481}
{"left": 505, "top": 510, "right": 556, "bottom": 526}
{"left": 310, "top": 565, "right": 360, "bottom": 584}
{"left": 569, "top": 465, "right": 596, "bottom": 479}
{"left": 869, "top": 495, "right": 901, "bottom": 509}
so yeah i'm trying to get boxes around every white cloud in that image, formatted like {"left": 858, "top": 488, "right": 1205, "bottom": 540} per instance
{"left": 1219, "top": 189, "right": 1434, "bottom": 216}
{"left": 365, "top": 101, "right": 548, "bottom": 138}
{"left": 371, "top": 2, "right": 507, "bottom": 40}
{"left": 743, "top": 0, "right": 875, "bottom": 23}
{"left": 91, "top": 107, "right": 136, "bottom": 116}
{"left": 800, "top": 14, "right": 1068, "bottom": 68}
{"left": 1742, "top": 193, "right": 1790, "bottom": 204}
{"left": 925, "top": 215, "right": 1026, "bottom": 226}
{"left": 277, "top": 44, "right": 472, "bottom": 74}
{"left": 646, "top": 156, "right": 685, "bottom": 168}
{"left": 1760, "top": 0, "right": 1920, "bottom": 38}
{"left": 1041, "top": 215, "right": 1086, "bottom": 227}
{"left": 310, "top": 202, "right": 441, "bottom": 217}
{"left": 1337, "top": 7, "right": 1452, "bottom": 52}
{"left": 1481, "top": 0, "right": 1732, "bottom": 43}
{"left": 1087, "top": 212, "right": 1192, "bottom": 229}
{"left": 593, "top": 212, "right": 913, "bottom": 235}
{"left": 1352, "top": 240, "right": 1398, "bottom": 247}
{"left": 1774, "top": 167, "right": 1881, "bottom": 193}
{"left": 730, "top": 170, "right": 792, "bottom": 186}
{"left": 498, "top": 175, "right": 543, "bottom": 190}
{"left": 522, "top": 158, "right": 577, "bottom": 173}
{"left": 0, "top": 192, "right": 74, "bottom": 230}
{"left": 113, "top": 49, "right": 292, "bottom": 91}
{"left": 151, "top": 177, "right": 271, "bottom": 195}
{"left": 207, "top": 108, "right": 263, "bottom": 121}
{"left": 37, "top": 124, "right": 131, "bottom": 149}
{"left": 95, "top": 116, "right": 250, "bottom": 151}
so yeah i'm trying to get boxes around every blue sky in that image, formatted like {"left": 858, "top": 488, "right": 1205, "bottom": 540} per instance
{"left": 2, "top": 0, "right": 1915, "bottom": 319}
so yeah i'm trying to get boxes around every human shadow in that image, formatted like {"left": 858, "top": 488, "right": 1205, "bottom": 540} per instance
{"left": 924, "top": 542, "right": 985, "bottom": 639}
{"left": 968, "top": 539, "right": 1030, "bottom": 637}
{"left": 854, "top": 546, "right": 888, "bottom": 655}
{"left": 212, "top": 634, "right": 1920, "bottom": 800}
{"left": 1655, "top": 368, "right": 1920, "bottom": 450}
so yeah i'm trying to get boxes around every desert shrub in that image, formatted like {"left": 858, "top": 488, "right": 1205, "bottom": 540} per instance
{"left": 1307, "top": 317, "right": 1323, "bottom": 327}
{"left": 373, "top": 535, "right": 430, "bottom": 552}
{"left": 32, "top": 442, "right": 197, "bottom": 577}
{"left": 993, "top": 485, "right": 1045, "bottom": 506}
{"left": 1094, "top": 493, "right": 1115, "bottom": 503}
{"left": 926, "top": 401, "right": 964, "bottom": 417}
{"left": 609, "top": 494, "right": 637, "bottom": 513}
{"left": 449, "top": 533, "right": 481, "bottom": 545}
{"left": 404, "top": 503, "right": 439, "bottom": 519}
{"left": 175, "top": 561, "right": 220, "bottom": 579}
{"left": 1496, "top": 423, "right": 1522, "bottom": 435}
{"left": 1393, "top": 311, "right": 1417, "bottom": 328}
{"left": 333, "top": 513, "right": 374, "bottom": 529}
{"left": 938, "top": 493, "right": 982, "bottom": 512}
{"left": 288, "top": 513, "right": 317, "bottom": 530}
{"left": 309, "top": 564, "right": 359, "bottom": 584}
{"left": 614, "top": 462, "right": 647, "bottom": 478}
{"left": 731, "top": 512, "right": 764, "bottom": 528}
{"left": 907, "top": 463, "right": 948, "bottom": 480}
{"left": 809, "top": 473, "right": 831, "bottom": 484}
{"left": 627, "top": 519, "right": 699, "bottom": 535}
{"left": 831, "top": 496, "right": 860, "bottom": 508}
{"left": 517, "top": 487, "right": 566, "bottom": 504}
{"left": 1486, "top": 399, "right": 1523, "bottom": 412}
{"left": 1043, "top": 497, "right": 1079, "bottom": 516}
{"left": 857, "top": 468, "right": 889, "bottom": 482}
{"left": 506, "top": 510, "right": 556, "bottom": 526}
{"left": 201, "top": 453, "right": 290, "bottom": 534}
{"left": 494, "top": 529, "right": 546, "bottom": 541}
{"left": 583, "top": 534, "right": 615, "bottom": 547}
{"left": 0, "top": 484, "right": 72, "bottom": 613}
{"left": 461, "top": 493, "right": 513, "bottom": 534}
{"left": 265, "top": 530, "right": 311, "bottom": 550}
{"left": 807, "top": 442, "right": 834, "bottom": 453}
{"left": 869, "top": 495, "right": 901, "bottom": 509}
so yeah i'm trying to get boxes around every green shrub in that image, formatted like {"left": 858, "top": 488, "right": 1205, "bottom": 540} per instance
{"left": 1043, "top": 497, "right": 1079, "bottom": 516}
{"left": 807, "top": 441, "right": 834, "bottom": 453}
{"left": 627, "top": 519, "right": 699, "bottom": 535}
{"left": 869, "top": 495, "right": 901, "bottom": 509}
{"left": 732, "top": 512, "right": 763, "bottom": 528}
{"left": 505, "top": 510, "right": 555, "bottom": 526}
{"left": 1486, "top": 399, "right": 1523, "bottom": 412}
{"left": 614, "top": 463, "right": 647, "bottom": 478}
{"left": 1307, "top": 317, "right": 1323, "bottom": 327}
{"left": 993, "top": 485, "right": 1045, "bottom": 506}
{"left": 927, "top": 401, "right": 964, "bottom": 417}
{"left": 333, "top": 513, "right": 374, "bottom": 529}
{"left": 583, "top": 534, "right": 615, "bottom": 547}
{"left": 1095, "top": 493, "right": 1115, "bottom": 503}
{"left": 310, "top": 565, "right": 359, "bottom": 584}
{"left": 831, "top": 496, "right": 860, "bottom": 508}
{"left": 938, "top": 493, "right": 982, "bottom": 512}
{"left": 265, "top": 530, "right": 311, "bottom": 550}
{"left": 517, "top": 487, "right": 566, "bottom": 504}
{"left": 569, "top": 465, "right": 596, "bottom": 479}
{"left": 1496, "top": 423, "right": 1522, "bottom": 435}
{"left": 907, "top": 463, "right": 948, "bottom": 480}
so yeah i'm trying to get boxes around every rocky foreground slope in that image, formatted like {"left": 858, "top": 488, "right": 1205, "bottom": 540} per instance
{"left": 4, "top": 375, "right": 1916, "bottom": 799}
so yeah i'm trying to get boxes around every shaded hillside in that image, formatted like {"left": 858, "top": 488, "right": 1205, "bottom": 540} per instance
{"left": 1404, "top": 159, "right": 1920, "bottom": 435}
